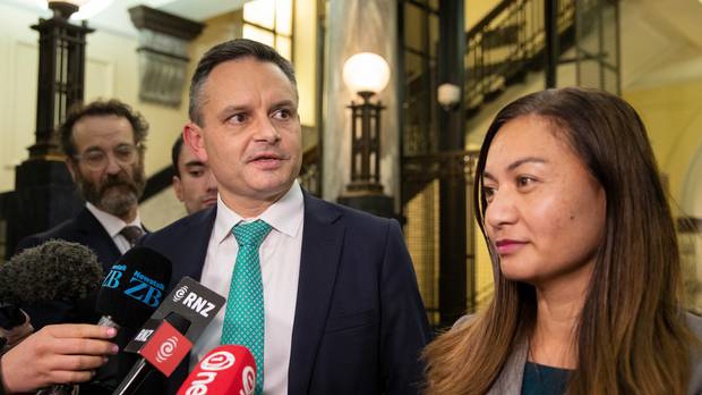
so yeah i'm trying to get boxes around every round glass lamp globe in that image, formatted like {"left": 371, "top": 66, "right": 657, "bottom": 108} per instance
{"left": 342, "top": 52, "right": 391, "bottom": 94}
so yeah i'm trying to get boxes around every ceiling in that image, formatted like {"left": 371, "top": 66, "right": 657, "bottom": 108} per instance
{"left": 92, "top": 0, "right": 249, "bottom": 36}
{"left": 5, "top": 0, "right": 702, "bottom": 88}
{"left": 3, "top": 0, "right": 248, "bottom": 37}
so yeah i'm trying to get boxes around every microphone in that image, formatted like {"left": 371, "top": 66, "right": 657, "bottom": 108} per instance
{"left": 96, "top": 246, "right": 173, "bottom": 331}
{"left": 0, "top": 240, "right": 102, "bottom": 347}
{"left": 112, "top": 312, "right": 192, "bottom": 395}
{"left": 177, "top": 345, "right": 256, "bottom": 395}
{"left": 1, "top": 239, "right": 102, "bottom": 306}
{"left": 113, "top": 277, "right": 226, "bottom": 395}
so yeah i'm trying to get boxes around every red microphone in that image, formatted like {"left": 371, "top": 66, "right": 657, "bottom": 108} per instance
{"left": 177, "top": 345, "right": 256, "bottom": 395}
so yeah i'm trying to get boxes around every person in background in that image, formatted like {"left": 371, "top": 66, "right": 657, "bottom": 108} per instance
{"left": 139, "top": 38, "right": 430, "bottom": 395}
{"left": 423, "top": 87, "right": 702, "bottom": 394}
{"left": 171, "top": 134, "right": 217, "bottom": 214}
{"left": 14, "top": 99, "right": 149, "bottom": 328}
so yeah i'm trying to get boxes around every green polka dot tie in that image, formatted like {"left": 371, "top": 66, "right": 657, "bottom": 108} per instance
{"left": 221, "top": 220, "right": 271, "bottom": 395}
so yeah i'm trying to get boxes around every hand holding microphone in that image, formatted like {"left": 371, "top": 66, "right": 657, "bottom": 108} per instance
{"left": 0, "top": 324, "right": 118, "bottom": 393}
{"left": 0, "top": 239, "right": 103, "bottom": 350}
{"left": 0, "top": 242, "right": 172, "bottom": 394}
{"left": 0, "top": 240, "right": 109, "bottom": 393}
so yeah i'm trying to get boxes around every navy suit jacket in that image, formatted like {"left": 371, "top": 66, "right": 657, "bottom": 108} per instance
{"left": 14, "top": 206, "right": 123, "bottom": 327}
{"left": 139, "top": 193, "right": 431, "bottom": 395}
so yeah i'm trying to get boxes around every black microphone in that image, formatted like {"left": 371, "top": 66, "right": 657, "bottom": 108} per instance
{"left": 0, "top": 239, "right": 102, "bottom": 306}
{"left": 113, "top": 276, "right": 226, "bottom": 395}
{"left": 96, "top": 246, "right": 173, "bottom": 331}
{"left": 0, "top": 240, "right": 102, "bottom": 346}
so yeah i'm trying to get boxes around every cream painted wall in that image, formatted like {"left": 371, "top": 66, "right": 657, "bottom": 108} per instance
{"left": 294, "top": 0, "right": 317, "bottom": 128}
{"left": 0, "top": 2, "right": 189, "bottom": 195}
{"left": 624, "top": 79, "right": 702, "bottom": 215}
{"left": 465, "top": 0, "right": 499, "bottom": 30}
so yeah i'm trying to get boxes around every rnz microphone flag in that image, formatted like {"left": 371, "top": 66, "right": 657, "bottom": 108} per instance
{"left": 177, "top": 345, "right": 256, "bottom": 395}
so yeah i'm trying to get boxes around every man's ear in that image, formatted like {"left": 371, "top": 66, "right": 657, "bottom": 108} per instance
{"left": 65, "top": 158, "right": 78, "bottom": 182}
{"left": 172, "top": 175, "right": 184, "bottom": 202}
{"left": 184, "top": 123, "right": 208, "bottom": 162}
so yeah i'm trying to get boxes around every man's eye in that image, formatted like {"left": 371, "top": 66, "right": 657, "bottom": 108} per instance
{"left": 85, "top": 151, "right": 105, "bottom": 162}
{"left": 115, "top": 147, "right": 135, "bottom": 160}
{"left": 189, "top": 170, "right": 204, "bottom": 177}
{"left": 273, "top": 109, "right": 293, "bottom": 120}
{"left": 229, "top": 114, "right": 248, "bottom": 124}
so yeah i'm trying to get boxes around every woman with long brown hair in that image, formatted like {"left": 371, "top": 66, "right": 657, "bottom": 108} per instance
{"left": 423, "top": 87, "right": 702, "bottom": 394}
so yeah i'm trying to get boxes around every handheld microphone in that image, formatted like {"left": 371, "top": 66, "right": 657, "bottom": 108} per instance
{"left": 112, "top": 312, "right": 192, "bottom": 395}
{"left": 113, "top": 277, "right": 226, "bottom": 395}
{"left": 177, "top": 345, "right": 256, "bottom": 395}
{"left": 96, "top": 246, "right": 173, "bottom": 331}
{"left": 1, "top": 239, "right": 103, "bottom": 307}
{"left": 0, "top": 240, "right": 102, "bottom": 347}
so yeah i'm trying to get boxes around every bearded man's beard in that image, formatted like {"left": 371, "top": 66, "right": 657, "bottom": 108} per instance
{"left": 75, "top": 164, "right": 146, "bottom": 218}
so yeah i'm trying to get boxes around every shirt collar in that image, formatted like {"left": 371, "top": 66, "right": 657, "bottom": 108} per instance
{"left": 213, "top": 180, "right": 304, "bottom": 243}
{"left": 86, "top": 202, "right": 142, "bottom": 238}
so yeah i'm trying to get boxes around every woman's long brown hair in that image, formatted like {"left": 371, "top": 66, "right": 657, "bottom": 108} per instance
{"left": 423, "top": 87, "right": 695, "bottom": 394}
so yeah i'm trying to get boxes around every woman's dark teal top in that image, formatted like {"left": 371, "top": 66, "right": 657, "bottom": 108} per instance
{"left": 521, "top": 361, "right": 570, "bottom": 395}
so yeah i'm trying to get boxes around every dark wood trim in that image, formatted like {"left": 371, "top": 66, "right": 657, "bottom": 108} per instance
{"left": 128, "top": 5, "right": 204, "bottom": 41}
{"left": 140, "top": 166, "right": 175, "bottom": 203}
{"left": 678, "top": 216, "right": 702, "bottom": 233}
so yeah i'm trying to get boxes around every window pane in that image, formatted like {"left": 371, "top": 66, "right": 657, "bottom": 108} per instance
{"left": 243, "top": 25, "right": 275, "bottom": 48}
{"left": 275, "top": 0, "right": 293, "bottom": 36}
{"left": 276, "top": 36, "right": 292, "bottom": 61}
{"left": 244, "top": 0, "right": 275, "bottom": 30}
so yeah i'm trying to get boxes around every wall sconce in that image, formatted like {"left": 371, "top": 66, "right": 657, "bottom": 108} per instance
{"left": 342, "top": 52, "right": 390, "bottom": 194}
{"left": 437, "top": 82, "right": 461, "bottom": 111}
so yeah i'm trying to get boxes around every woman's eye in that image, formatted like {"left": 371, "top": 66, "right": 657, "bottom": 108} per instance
{"left": 483, "top": 186, "right": 496, "bottom": 203}
{"left": 516, "top": 176, "right": 536, "bottom": 188}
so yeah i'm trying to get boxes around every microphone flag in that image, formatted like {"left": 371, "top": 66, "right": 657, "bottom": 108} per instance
{"left": 137, "top": 321, "right": 193, "bottom": 377}
{"left": 177, "top": 345, "right": 256, "bottom": 395}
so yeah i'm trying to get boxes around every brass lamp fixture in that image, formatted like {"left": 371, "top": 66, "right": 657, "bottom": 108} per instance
{"left": 341, "top": 52, "right": 391, "bottom": 195}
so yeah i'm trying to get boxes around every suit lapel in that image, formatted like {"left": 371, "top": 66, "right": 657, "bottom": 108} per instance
{"left": 288, "top": 195, "right": 344, "bottom": 394}
{"left": 169, "top": 207, "right": 216, "bottom": 289}
{"left": 75, "top": 208, "right": 121, "bottom": 270}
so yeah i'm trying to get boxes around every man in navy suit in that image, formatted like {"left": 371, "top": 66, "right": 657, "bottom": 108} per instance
{"left": 140, "top": 39, "right": 430, "bottom": 394}
{"left": 15, "top": 99, "right": 150, "bottom": 328}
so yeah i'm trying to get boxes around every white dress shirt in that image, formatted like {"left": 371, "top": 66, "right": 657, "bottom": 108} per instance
{"left": 86, "top": 203, "right": 143, "bottom": 254}
{"left": 192, "top": 181, "right": 304, "bottom": 395}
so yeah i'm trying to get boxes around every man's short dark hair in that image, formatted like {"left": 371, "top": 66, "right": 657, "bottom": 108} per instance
{"left": 189, "top": 38, "right": 297, "bottom": 126}
{"left": 171, "top": 134, "right": 185, "bottom": 177}
{"left": 60, "top": 99, "right": 149, "bottom": 158}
